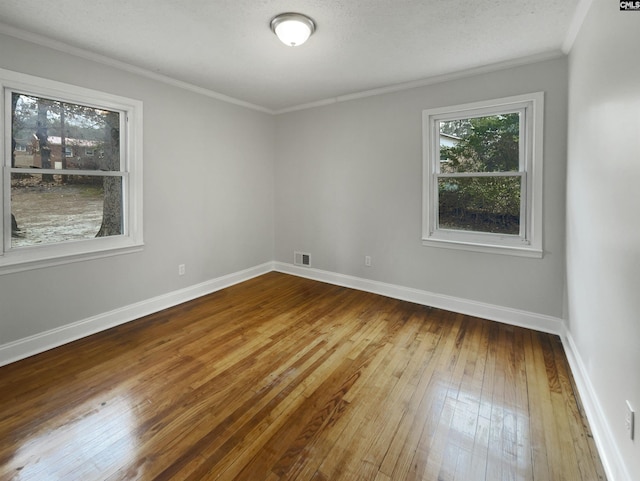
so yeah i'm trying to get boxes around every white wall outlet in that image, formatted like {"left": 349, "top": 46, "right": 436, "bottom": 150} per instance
{"left": 178, "top": 264, "right": 186, "bottom": 276}
{"left": 626, "top": 400, "right": 635, "bottom": 440}
{"left": 365, "top": 255, "right": 372, "bottom": 267}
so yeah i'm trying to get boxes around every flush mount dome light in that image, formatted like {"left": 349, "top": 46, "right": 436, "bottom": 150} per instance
{"left": 270, "top": 13, "right": 316, "bottom": 47}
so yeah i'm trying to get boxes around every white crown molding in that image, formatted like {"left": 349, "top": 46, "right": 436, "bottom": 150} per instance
{"left": 0, "top": 22, "right": 273, "bottom": 114}
{"left": 273, "top": 50, "right": 566, "bottom": 115}
{"left": 562, "top": 0, "right": 595, "bottom": 53}
{"left": 0, "top": 21, "right": 565, "bottom": 117}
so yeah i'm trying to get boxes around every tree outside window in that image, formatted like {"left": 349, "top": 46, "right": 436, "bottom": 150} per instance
{"left": 438, "top": 113, "right": 521, "bottom": 235}
{"left": 10, "top": 93, "right": 123, "bottom": 247}
{"left": 1, "top": 68, "right": 143, "bottom": 274}
{"left": 422, "top": 93, "right": 544, "bottom": 257}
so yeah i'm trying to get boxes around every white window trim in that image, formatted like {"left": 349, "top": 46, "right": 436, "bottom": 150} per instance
{"left": 422, "top": 92, "right": 544, "bottom": 258}
{"left": 1, "top": 68, "right": 143, "bottom": 275}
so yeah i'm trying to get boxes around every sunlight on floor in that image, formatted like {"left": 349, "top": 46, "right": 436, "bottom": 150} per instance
{"left": 10, "top": 395, "right": 136, "bottom": 480}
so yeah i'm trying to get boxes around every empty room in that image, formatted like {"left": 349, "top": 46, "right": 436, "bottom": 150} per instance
{"left": 0, "top": 0, "right": 638, "bottom": 480}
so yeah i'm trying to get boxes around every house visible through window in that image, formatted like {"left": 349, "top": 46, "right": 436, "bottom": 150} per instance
{"left": 422, "top": 93, "right": 544, "bottom": 257}
{"left": 1, "top": 68, "right": 143, "bottom": 273}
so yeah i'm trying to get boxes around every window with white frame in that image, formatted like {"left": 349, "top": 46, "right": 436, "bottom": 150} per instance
{"left": 422, "top": 92, "right": 543, "bottom": 257}
{"left": 1, "top": 68, "right": 143, "bottom": 273}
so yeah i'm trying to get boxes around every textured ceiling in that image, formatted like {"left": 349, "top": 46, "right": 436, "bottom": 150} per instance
{"left": 0, "top": 0, "right": 580, "bottom": 112}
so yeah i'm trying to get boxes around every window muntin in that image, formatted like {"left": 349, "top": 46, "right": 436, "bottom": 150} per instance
{"left": 422, "top": 93, "right": 543, "bottom": 257}
{"left": 1, "top": 68, "right": 143, "bottom": 273}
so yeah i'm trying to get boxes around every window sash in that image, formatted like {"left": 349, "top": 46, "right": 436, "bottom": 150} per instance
{"left": 5, "top": 169, "right": 129, "bottom": 249}
{"left": 8, "top": 90, "right": 127, "bottom": 173}
{"left": 435, "top": 108, "right": 526, "bottom": 175}
{"left": 433, "top": 172, "right": 526, "bottom": 238}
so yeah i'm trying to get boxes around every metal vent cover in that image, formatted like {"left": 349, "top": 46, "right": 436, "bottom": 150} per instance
{"left": 294, "top": 251, "right": 311, "bottom": 267}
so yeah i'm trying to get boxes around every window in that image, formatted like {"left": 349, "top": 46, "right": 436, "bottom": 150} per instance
{"left": 1, "top": 68, "right": 143, "bottom": 273}
{"left": 422, "top": 93, "right": 544, "bottom": 257}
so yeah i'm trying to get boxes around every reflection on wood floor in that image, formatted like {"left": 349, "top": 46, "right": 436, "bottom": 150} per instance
{"left": 0, "top": 272, "right": 606, "bottom": 480}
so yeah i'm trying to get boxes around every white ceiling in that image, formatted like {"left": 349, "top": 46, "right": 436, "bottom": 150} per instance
{"left": 0, "top": 0, "right": 581, "bottom": 113}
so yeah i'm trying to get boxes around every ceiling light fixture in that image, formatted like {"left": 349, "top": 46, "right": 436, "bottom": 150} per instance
{"left": 270, "top": 13, "right": 316, "bottom": 47}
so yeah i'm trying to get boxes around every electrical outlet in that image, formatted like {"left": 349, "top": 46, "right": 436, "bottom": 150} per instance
{"left": 178, "top": 264, "right": 186, "bottom": 276}
{"left": 626, "top": 400, "right": 635, "bottom": 440}
{"left": 365, "top": 255, "right": 372, "bottom": 267}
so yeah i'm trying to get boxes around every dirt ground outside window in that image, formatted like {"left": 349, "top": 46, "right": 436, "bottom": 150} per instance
{"left": 11, "top": 175, "right": 104, "bottom": 248}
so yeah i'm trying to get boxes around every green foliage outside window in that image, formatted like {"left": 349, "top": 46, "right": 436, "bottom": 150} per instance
{"left": 438, "top": 114, "right": 521, "bottom": 234}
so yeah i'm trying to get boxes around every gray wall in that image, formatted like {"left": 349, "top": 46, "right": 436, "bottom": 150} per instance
{"left": 2, "top": 10, "right": 635, "bottom": 478}
{"left": 566, "top": 1, "right": 640, "bottom": 479}
{"left": 275, "top": 58, "right": 568, "bottom": 317}
{"left": 0, "top": 34, "right": 275, "bottom": 345}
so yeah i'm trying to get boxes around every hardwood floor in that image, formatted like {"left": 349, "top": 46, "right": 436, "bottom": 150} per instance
{"left": 0, "top": 272, "right": 606, "bottom": 481}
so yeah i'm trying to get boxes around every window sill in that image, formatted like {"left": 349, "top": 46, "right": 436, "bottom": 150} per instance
{"left": 0, "top": 239, "right": 144, "bottom": 275}
{"left": 421, "top": 237, "right": 543, "bottom": 258}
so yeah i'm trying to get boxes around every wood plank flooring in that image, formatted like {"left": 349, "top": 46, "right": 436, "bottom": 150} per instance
{"left": 0, "top": 272, "right": 606, "bottom": 480}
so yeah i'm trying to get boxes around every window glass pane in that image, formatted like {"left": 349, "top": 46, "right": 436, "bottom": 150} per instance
{"left": 11, "top": 174, "right": 123, "bottom": 248}
{"left": 439, "top": 113, "right": 520, "bottom": 173}
{"left": 11, "top": 93, "right": 120, "bottom": 171}
{"left": 438, "top": 176, "right": 521, "bottom": 234}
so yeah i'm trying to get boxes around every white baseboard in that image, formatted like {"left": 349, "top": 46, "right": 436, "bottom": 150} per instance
{"left": 277, "top": 262, "right": 631, "bottom": 478}
{"left": 0, "top": 262, "right": 273, "bottom": 367}
{"left": 273, "top": 262, "right": 565, "bottom": 336}
{"left": 561, "top": 330, "right": 630, "bottom": 481}
{"left": 1, "top": 260, "right": 622, "bottom": 478}
{"left": 0, "top": 261, "right": 565, "bottom": 367}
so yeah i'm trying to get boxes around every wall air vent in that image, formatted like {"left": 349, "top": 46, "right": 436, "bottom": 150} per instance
{"left": 294, "top": 251, "right": 311, "bottom": 267}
